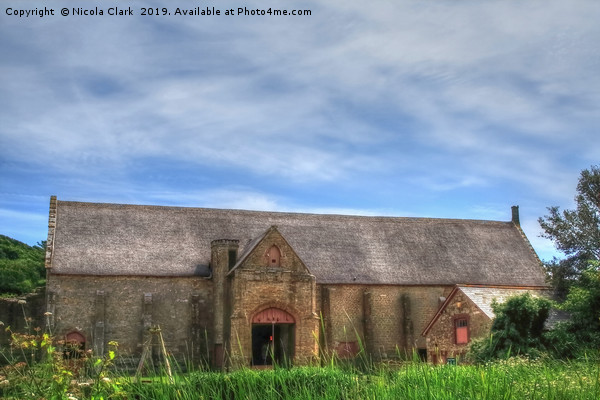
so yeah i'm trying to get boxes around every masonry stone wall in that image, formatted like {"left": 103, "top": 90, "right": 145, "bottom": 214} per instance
{"left": 320, "top": 285, "right": 364, "bottom": 357}
{"left": 425, "top": 291, "right": 491, "bottom": 364}
{"left": 321, "top": 285, "right": 452, "bottom": 359}
{"left": 46, "top": 274, "right": 213, "bottom": 364}
{"left": 45, "top": 264, "right": 459, "bottom": 368}
{"left": 0, "top": 288, "right": 46, "bottom": 348}
{"left": 227, "top": 228, "right": 319, "bottom": 367}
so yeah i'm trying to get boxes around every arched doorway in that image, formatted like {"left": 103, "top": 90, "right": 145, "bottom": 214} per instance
{"left": 64, "top": 331, "right": 86, "bottom": 359}
{"left": 251, "top": 308, "right": 295, "bottom": 366}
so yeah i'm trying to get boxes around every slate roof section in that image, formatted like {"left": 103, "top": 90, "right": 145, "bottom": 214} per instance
{"left": 460, "top": 286, "right": 568, "bottom": 329}
{"left": 459, "top": 286, "right": 551, "bottom": 319}
{"left": 422, "top": 285, "right": 552, "bottom": 336}
{"left": 48, "top": 200, "right": 547, "bottom": 286}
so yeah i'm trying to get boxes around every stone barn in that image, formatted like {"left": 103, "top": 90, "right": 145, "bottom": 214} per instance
{"left": 421, "top": 285, "right": 551, "bottom": 364}
{"left": 43, "top": 196, "right": 547, "bottom": 367}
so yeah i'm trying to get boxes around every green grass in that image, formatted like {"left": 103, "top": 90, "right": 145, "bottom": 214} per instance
{"left": 2, "top": 326, "right": 599, "bottom": 400}
{"left": 2, "top": 357, "right": 599, "bottom": 399}
{"left": 119, "top": 359, "right": 600, "bottom": 400}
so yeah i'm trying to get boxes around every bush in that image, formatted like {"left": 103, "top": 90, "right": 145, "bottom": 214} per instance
{"left": 545, "top": 263, "right": 600, "bottom": 357}
{"left": 543, "top": 322, "right": 579, "bottom": 359}
{"left": 470, "top": 293, "right": 552, "bottom": 362}
{"left": 0, "top": 326, "right": 121, "bottom": 400}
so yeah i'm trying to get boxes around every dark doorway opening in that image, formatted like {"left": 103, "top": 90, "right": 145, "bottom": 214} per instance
{"left": 418, "top": 348, "right": 427, "bottom": 362}
{"left": 251, "top": 324, "right": 294, "bottom": 366}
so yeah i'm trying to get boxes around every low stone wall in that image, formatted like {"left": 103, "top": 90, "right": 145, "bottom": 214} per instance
{"left": 0, "top": 287, "right": 46, "bottom": 347}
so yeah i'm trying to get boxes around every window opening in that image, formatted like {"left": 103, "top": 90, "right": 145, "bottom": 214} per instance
{"left": 455, "top": 318, "right": 469, "bottom": 344}
{"left": 336, "top": 341, "right": 359, "bottom": 359}
{"left": 266, "top": 245, "right": 281, "bottom": 267}
{"left": 228, "top": 249, "right": 237, "bottom": 270}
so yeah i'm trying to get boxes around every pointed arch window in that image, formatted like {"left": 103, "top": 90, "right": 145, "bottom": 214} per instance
{"left": 267, "top": 245, "right": 281, "bottom": 267}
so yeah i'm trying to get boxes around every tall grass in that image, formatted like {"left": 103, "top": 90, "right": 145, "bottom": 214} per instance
{"left": 2, "top": 318, "right": 599, "bottom": 399}
{"left": 120, "top": 358, "right": 600, "bottom": 400}
{"left": 2, "top": 345, "right": 599, "bottom": 399}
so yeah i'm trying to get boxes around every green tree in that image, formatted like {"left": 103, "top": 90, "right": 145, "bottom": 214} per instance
{"left": 545, "top": 260, "right": 600, "bottom": 357}
{"left": 563, "top": 261, "right": 600, "bottom": 337}
{"left": 538, "top": 165, "right": 600, "bottom": 354}
{"left": 542, "top": 261, "right": 600, "bottom": 358}
{"left": 543, "top": 257, "right": 578, "bottom": 300}
{"left": 0, "top": 235, "right": 46, "bottom": 296}
{"left": 539, "top": 165, "right": 600, "bottom": 284}
{"left": 470, "top": 293, "right": 552, "bottom": 362}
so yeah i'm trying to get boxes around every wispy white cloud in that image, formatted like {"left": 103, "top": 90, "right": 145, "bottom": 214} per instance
{"left": 144, "top": 188, "right": 282, "bottom": 211}
{"left": 4, "top": 2, "right": 599, "bottom": 184}
{"left": 0, "top": 208, "right": 46, "bottom": 223}
{"left": 1, "top": 0, "right": 598, "bottom": 258}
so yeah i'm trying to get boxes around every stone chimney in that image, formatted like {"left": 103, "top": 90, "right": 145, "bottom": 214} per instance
{"left": 210, "top": 239, "right": 239, "bottom": 369}
{"left": 511, "top": 205, "right": 520, "bottom": 227}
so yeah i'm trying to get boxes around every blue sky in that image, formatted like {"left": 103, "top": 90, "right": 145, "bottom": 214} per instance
{"left": 1, "top": 0, "right": 599, "bottom": 262}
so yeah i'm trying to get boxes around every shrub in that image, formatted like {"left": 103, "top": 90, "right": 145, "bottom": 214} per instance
{"left": 470, "top": 293, "right": 552, "bottom": 362}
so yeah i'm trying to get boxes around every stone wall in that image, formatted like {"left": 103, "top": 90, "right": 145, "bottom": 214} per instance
{"left": 43, "top": 267, "right": 474, "bottom": 368}
{"left": 425, "top": 291, "right": 491, "bottom": 364}
{"left": 0, "top": 288, "right": 46, "bottom": 348}
{"left": 321, "top": 285, "right": 453, "bottom": 360}
{"left": 320, "top": 285, "right": 364, "bottom": 357}
{"left": 227, "top": 228, "right": 319, "bottom": 367}
{"left": 45, "top": 274, "right": 213, "bottom": 365}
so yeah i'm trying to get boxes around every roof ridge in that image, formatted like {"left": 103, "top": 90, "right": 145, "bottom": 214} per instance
{"left": 57, "top": 199, "right": 510, "bottom": 224}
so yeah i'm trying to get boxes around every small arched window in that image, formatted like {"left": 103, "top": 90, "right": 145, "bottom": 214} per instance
{"left": 266, "top": 245, "right": 281, "bottom": 267}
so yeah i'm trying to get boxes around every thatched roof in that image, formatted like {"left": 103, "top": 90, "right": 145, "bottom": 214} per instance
{"left": 48, "top": 200, "right": 546, "bottom": 286}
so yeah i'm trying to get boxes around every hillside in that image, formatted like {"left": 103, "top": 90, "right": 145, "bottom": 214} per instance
{"left": 0, "top": 235, "right": 45, "bottom": 296}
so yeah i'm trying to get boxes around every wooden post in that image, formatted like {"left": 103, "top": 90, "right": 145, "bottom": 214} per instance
{"left": 136, "top": 325, "right": 173, "bottom": 383}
